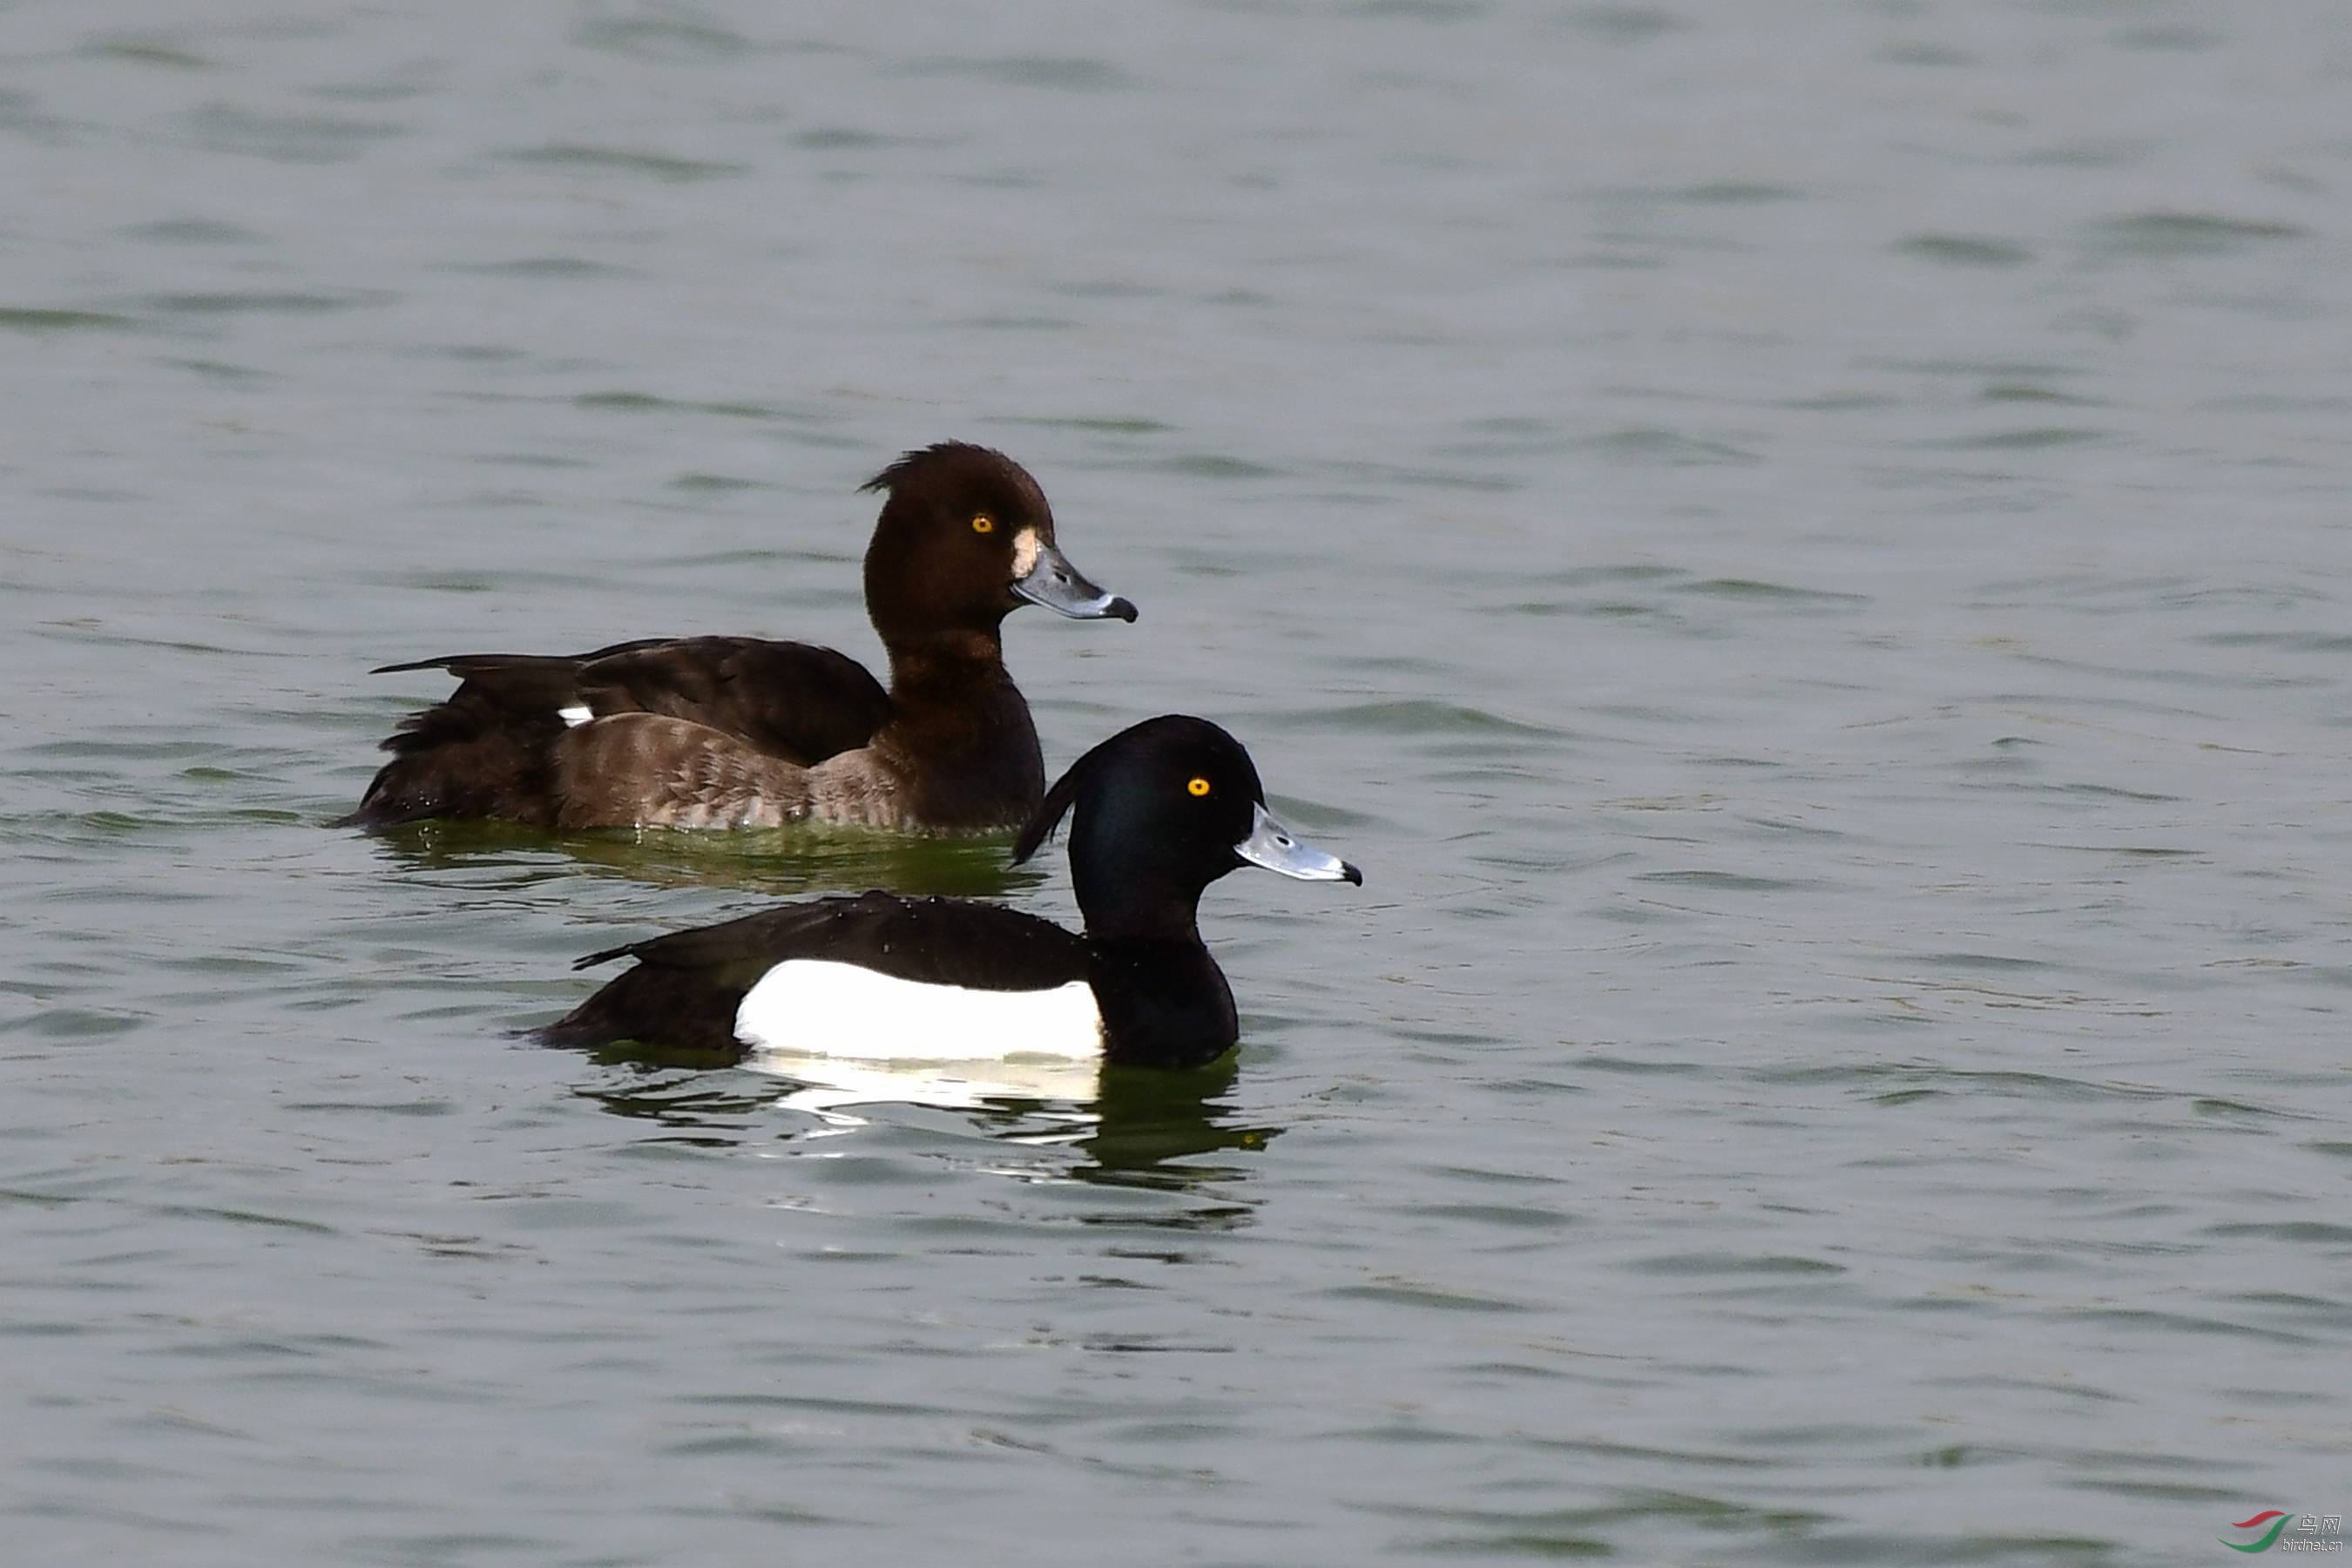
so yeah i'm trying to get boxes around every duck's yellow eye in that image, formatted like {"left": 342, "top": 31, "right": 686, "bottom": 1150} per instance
{"left": 971, "top": 514, "right": 996, "bottom": 534}
{"left": 1186, "top": 776, "right": 1211, "bottom": 797}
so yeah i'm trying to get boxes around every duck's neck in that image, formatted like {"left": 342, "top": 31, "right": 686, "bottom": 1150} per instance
{"left": 1073, "top": 867, "right": 1202, "bottom": 943}
{"left": 1085, "top": 936, "right": 1238, "bottom": 1069}
{"left": 1073, "top": 863, "right": 1237, "bottom": 1067}
{"left": 874, "top": 632, "right": 1043, "bottom": 830}
{"left": 883, "top": 628, "right": 1004, "bottom": 688}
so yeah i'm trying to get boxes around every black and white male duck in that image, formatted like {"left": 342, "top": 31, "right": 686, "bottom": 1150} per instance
{"left": 543, "top": 716, "right": 1362, "bottom": 1070}
{"left": 344, "top": 443, "right": 1135, "bottom": 833}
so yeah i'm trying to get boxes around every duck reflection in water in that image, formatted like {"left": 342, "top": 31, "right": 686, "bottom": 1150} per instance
{"left": 573, "top": 1049, "right": 1281, "bottom": 1193}
{"left": 357, "top": 816, "right": 1038, "bottom": 903}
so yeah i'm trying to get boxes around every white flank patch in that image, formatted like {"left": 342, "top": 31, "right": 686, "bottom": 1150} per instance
{"left": 558, "top": 703, "right": 594, "bottom": 728}
{"left": 1010, "top": 526, "right": 1041, "bottom": 581}
{"left": 734, "top": 959, "right": 1103, "bottom": 1063}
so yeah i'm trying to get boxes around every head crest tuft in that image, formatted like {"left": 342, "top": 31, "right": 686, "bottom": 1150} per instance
{"left": 859, "top": 440, "right": 1001, "bottom": 494}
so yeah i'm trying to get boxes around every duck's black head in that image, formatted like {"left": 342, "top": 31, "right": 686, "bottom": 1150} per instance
{"left": 1013, "top": 715, "right": 1362, "bottom": 942}
{"left": 859, "top": 443, "right": 1136, "bottom": 652}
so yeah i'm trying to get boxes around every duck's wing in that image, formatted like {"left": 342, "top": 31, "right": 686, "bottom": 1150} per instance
{"left": 572, "top": 637, "right": 889, "bottom": 762}
{"left": 380, "top": 637, "right": 890, "bottom": 762}
{"left": 546, "top": 891, "right": 1091, "bottom": 1052}
{"left": 346, "top": 638, "right": 890, "bottom": 828}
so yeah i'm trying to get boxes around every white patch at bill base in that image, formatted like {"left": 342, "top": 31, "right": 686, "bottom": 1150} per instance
{"left": 733, "top": 959, "right": 1104, "bottom": 1062}
{"left": 558, "top": 704, "right": 594, "bottom": 728}
{"left": 1010, "top": 527, "right": 1041, "bottom": 582}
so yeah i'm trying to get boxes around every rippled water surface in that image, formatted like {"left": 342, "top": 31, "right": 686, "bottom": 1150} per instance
{"left": 6, "top": 2, "right": 2351, "bottom": 1562}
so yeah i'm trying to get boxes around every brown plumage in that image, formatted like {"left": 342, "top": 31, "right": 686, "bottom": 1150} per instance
{"left": 342, "top": 443, "right": 1135, "bottom": 833}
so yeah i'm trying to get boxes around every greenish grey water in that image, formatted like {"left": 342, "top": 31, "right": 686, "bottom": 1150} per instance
{"left": 5, "top": 2, "right": 2351, "bottom": 1563}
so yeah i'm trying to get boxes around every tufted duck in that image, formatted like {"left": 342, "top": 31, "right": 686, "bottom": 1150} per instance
{"left": 343, "top": 443, "right": 1135, "bottom": 833}
{"left": 543, "top": 716, "right": 1361, "bottom": 1070}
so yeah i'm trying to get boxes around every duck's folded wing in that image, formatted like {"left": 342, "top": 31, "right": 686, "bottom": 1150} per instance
{"left": 580, "top": 890, "right": 1088, "bottom": 986}
{"left": 570, "top": 638, "right": 889, "bottom": 764}
{"left": 347, "top": 638, "right": 891, "bottom": 828}
{"left": 379, "top": 637, "right": 889, "bottom": 766}
{"left": 548, "top": 892, "right": 1091, "bottom": 1052}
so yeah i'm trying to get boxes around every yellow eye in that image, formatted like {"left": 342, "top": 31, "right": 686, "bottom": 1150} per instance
{"left": 971, "top": 514, "right": 996, "bottom": 534}
{"left": 1186, "top": 776, "right": 1211, "bottom": 797}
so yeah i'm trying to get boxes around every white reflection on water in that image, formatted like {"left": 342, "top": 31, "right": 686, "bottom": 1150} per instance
{"left": 746, "top": 1046, "right": 1104, "bottom": 1140}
